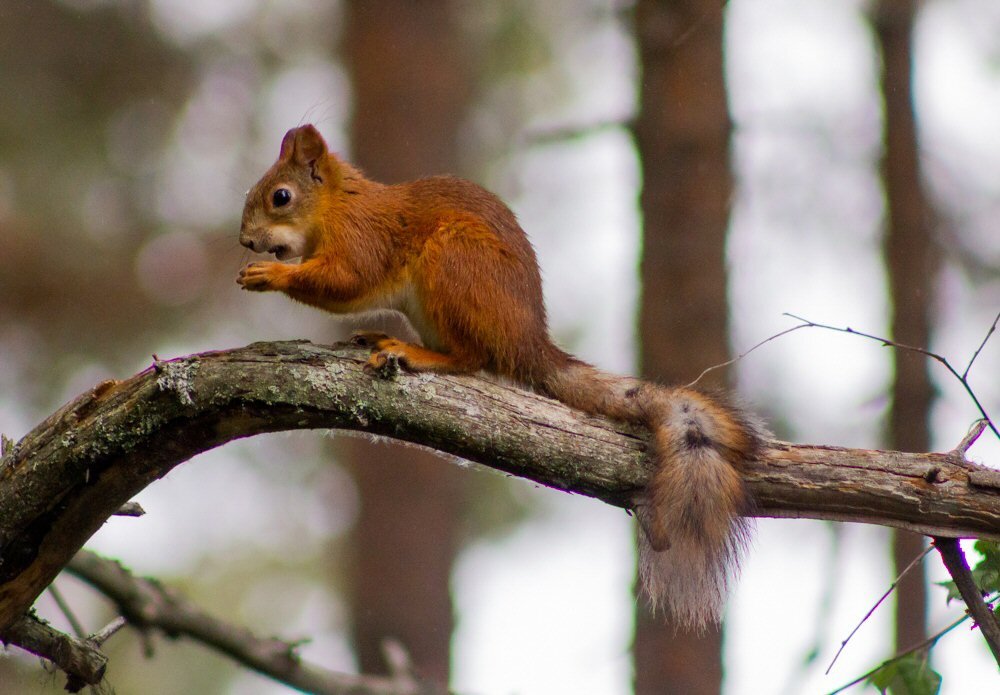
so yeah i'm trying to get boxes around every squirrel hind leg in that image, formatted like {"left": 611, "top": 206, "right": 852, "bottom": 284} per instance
{"left": 349, "top": 331, "right": 393, "bottom": 348}
{"left": 363, "top": 338, "right": 481, "bottom": 375}
{"left": 634, "top": 502, "right": 671, "bottom": 552}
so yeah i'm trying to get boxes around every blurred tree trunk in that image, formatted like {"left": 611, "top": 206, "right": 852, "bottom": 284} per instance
{"left": 632, "top": 1, "right": 732, "bottom": 692}
{"left": 340, "top": 0, "right": 472, "bottom": 684}
{"left": 872, "top": 0, "right": 934, "bottom": 653}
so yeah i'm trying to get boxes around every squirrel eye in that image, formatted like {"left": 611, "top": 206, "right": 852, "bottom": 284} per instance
{"left": 272, "top": 188, "right": 292, "bottom": 208}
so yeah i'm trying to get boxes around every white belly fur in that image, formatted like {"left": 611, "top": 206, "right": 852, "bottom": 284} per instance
{"left": 356, "top": 282, "right": 443, "bottom": 351}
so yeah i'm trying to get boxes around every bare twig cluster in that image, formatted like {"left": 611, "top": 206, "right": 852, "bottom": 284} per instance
{"left": 5, "top": 548, "right": 443, "bottom": 694}
{"left": 828, "top": 599, "right": 993, "bottom": 695}
{"left": 77, "top": 550, "right": 442, "bottom": 694}
{"left": 785, "top": 312, "right": 1000, "bottom": 687}
{"left": 786, "top": 311, "right": 999, "bottom": 441}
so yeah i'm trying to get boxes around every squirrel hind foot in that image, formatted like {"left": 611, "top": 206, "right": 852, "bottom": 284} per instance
{"left": 350, "top": 331, "right": 394, "bottom": 348}
{"left": 365, "top": 351, "right": 404, "bottom": 379}
{"left": 634, "top": 502, "right": 671, "bottom": 552}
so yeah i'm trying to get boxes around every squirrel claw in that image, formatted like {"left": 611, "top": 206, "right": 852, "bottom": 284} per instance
{"left": 364, "top": 351, "right": 403, "bottom": 380}
{"left": 237, "top": 262, "right": 281, "bottom": 291}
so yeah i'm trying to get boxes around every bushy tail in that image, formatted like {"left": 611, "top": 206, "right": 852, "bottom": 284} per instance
{"left": 541, "top": 355, "right": 762, "bottom": 630}
{"left": 636, "top": 386, "right": 758, "bottom": 629}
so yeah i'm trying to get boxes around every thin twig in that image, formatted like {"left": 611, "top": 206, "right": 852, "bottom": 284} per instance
{"left": 112, "top": 501, "right": 145, "bottom": 517}
{"left": 65, "top": 550, "right": 444, "bottom": 695}
{"left": 381, "top": 638, "right": 419, "bottom": 688}
{"left": 825, "top": 545, "right": 933, "bottom": 675}
{"left": 785, "top": 313, "right": 999, "bottom": 441}
{"left": 686, "top": 324, "right": 811, "bottom": 388}
{"left": 1, "top": 612, "right": 108, "bottom": 690}
{"left": 933, "top": 537, "right": 1000, "bottom": 665}
{"left": 520, "top": 118, "right": 631, "bottom": 147}
{"left": 963, "top": 310, "right": 999, "bottom": 380}
{"left": 784, "top": 313, "right": 946, "bottom": 366}
{"left": 826, "top": 605, "right": 982, "bottom": 695}
{"left": 47, "top": 582, "right": 86, "bottom": 639}
{"left": 952, "top": 419, "right": 988, "bottom": 456}
{"left": 89, "top": 616, "right": 126, "bottom": 647}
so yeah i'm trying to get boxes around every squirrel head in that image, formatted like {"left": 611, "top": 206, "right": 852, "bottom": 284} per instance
{"left": 239, "top": 124, "right": 341, "bottom": 261}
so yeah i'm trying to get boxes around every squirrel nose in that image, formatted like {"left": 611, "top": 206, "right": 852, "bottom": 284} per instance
{"left": 238, "top": 228, "right": 258, "bottom": 252}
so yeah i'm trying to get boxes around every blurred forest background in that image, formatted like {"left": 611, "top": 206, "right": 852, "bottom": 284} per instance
{"left": 1, "top": 0, "right": 998, "bottom": 693}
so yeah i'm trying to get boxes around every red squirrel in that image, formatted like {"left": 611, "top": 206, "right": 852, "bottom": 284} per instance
{"left": 237, "top": 124, "right": 763, "bottom": 629}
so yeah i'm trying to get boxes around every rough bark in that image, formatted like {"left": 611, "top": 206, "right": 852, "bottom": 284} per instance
{"left": 873, "top": 0, "right": 935, "bottom": 653}
{"left": 933, "top": 538, "right": 1000, "bottom": 665}
{"left": 632, "top": 0, "right": 733, "bottom": 690}
{"left": 1, "top": 613, "right": 108, "bottom": 690}
{"left": 341, "top": 0, "right": 473, "bottom": 682}
{"left": 2, "top": 341, "right": 997, "bottom": 638}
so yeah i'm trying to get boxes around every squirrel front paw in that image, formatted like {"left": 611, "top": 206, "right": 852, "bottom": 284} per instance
{"left": 237, "top": 262, "right": 286, "bottom": 291}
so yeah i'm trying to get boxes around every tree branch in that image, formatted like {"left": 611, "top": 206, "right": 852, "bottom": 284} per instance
{"left": 63, "top": 550, "right": 442, "bottom": 695}
{"left": 1, "top": 340, "right": 998, "bottom": 641}
{"left": 932, "top": 538, "right": 1000, "bottom": 664}
{"left": 0, "top": 612, "right": 108, "bottom": 691}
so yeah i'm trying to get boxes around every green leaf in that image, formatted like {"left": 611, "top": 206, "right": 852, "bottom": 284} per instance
{"left": 935, "top": 541, "right": 1000, "bottom": 603}
{"left": 972, "top": 541, "right": 1000, "bottom": 594}
{"left": 868, "top": 661, "right": 898, "bottom": 693}
{"left": 934, "top": 578, "right": 961, "bottom": 603}
{"left": 866, "top": 652, "right": 941, "bottom": 695}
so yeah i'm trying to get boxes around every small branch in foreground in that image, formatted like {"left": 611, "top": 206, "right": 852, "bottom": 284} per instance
{"left": 933, "top": 537, "right": 1000, "bottom": 665}
{"left": 48, "top": 582, "right": 86, "bottom": 639}
{"left": 963, "top": 310, "right": 999, "bottom": 381}
{"left": 112, "top": 501, "right": 145, "bottom": 517}
{"left": 66, "top": 550, "right": 444, "bottom": 695}
{"left": 785, "top": 313, "right": 999, "bottom": 441}
{"left": 825, "top": 545, "right": 933, "bottom": 675}
{"left": 0, "top": 612, "right": 108, "bottom": 691}
{"left": 827, "top": 603, "right": 983, "bottom": 695}
{"left": 519, "top": 117, "right": 632, "bottom": 147}
{"left": 380, "top": 638, "right": 420, "bottom": 690}
{"left": 952, "top": 419, "right": 988, "bottom": 457}
{"left": 685, "top": 323, "right": 810, "bottom": 389}
{"left": 90, "top": 616, "right": 127, "bottom": 646}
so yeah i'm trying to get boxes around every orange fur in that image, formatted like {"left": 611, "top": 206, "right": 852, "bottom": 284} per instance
{"left": 238, "top": 125, "right": 764, "bottom": 628}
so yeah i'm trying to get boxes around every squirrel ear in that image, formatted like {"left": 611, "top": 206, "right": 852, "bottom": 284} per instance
{"left": 280, "top": 125, "right": 334, "bottom": 183}
{"left": 279, "top": 125, "right": 327, "bottom": 161}
{"left": 279, "top": 128, "right": 297, "bottom": 160}
{"left": 294, "top": 124, "right": 328, "bottom": 164}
